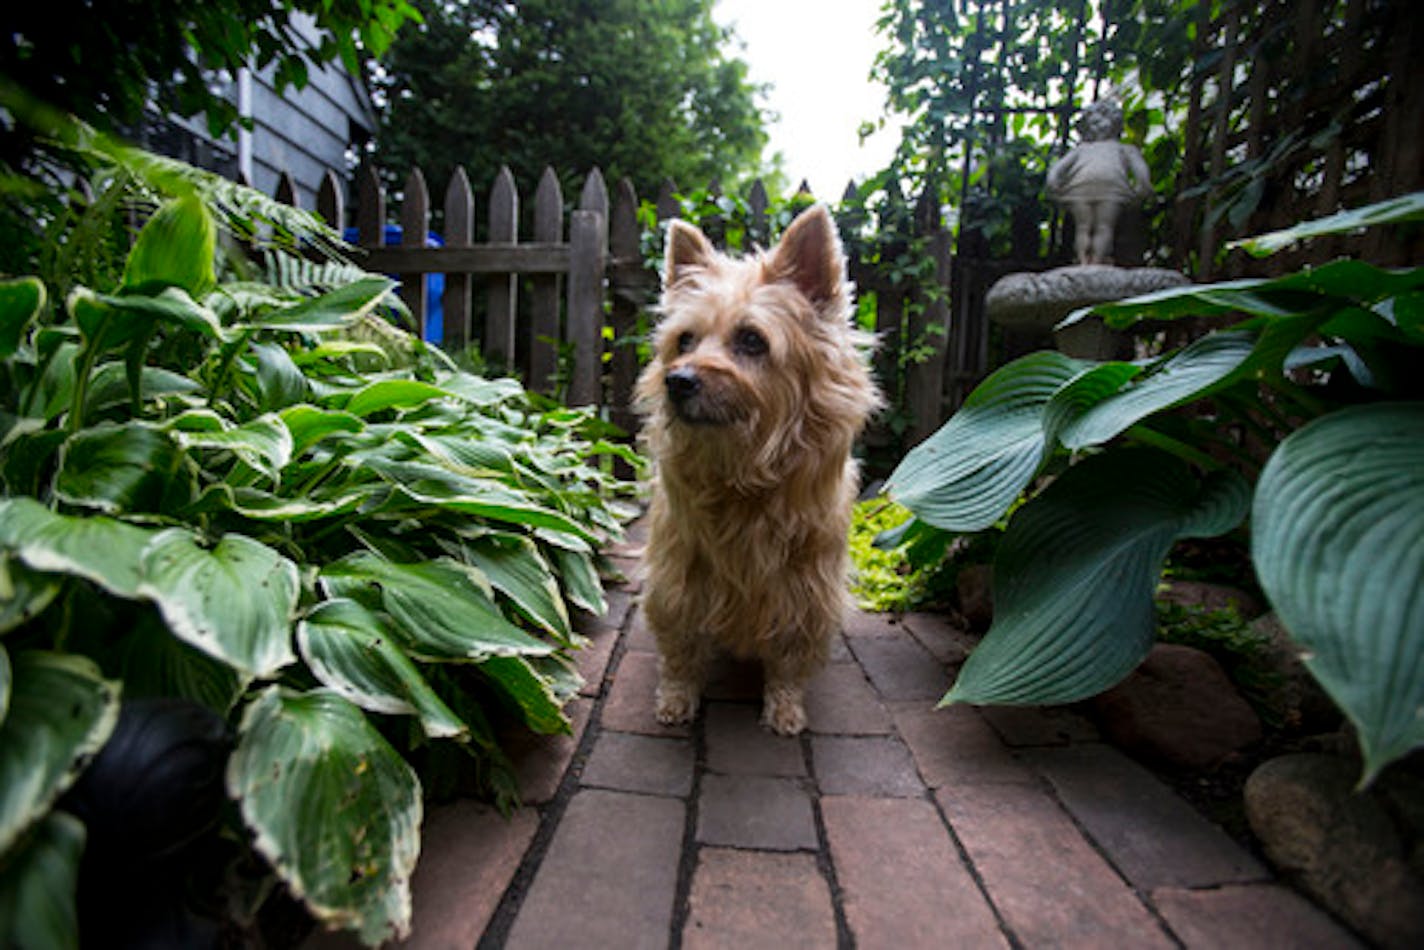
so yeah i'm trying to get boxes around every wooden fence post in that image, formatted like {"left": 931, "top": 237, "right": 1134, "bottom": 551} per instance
{"left": 747, "top": 179, "right": 770, "bottom": 249}
{"left": 903, "top": 186, "right": 952, "bottom": 445}
{"left": 399, "top": 167, "right": 429, "bottom": 337}
{"left": 442, "top": 166, "right": 475, "bottom": 354}
{"left": 529, "top": 167, "right": 564, "bottom": 394}
{"left": 317, "top": 170, "right": 344, "bottom": 230}
{"left": 356, "top": 163, "right": 384, "bottom": 249}
{"left": 567, "top": 209, "right": 606, "bottom": 407}
{"left": 275, "top": 170, "right": 300, "bottom": 208}
{"left": 486, "top": 166, "right": 519, "bottom": 370}
{"left": 608, "top": 177, "right": 645, "bottom": 435}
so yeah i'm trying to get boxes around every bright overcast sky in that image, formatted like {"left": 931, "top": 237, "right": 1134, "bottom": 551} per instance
{"left": 713, "top": 0, "right": 900, "bottom": 199}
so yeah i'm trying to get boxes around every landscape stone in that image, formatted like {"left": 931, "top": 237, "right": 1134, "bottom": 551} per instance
{"left": 1244, "top": 753, "right": 1424, "bottom": 947}
{"left": 1090, "top": 643, "right": 1261, "bottom": 768}
{"left": 979, "top": 704, "right": 1099, "bottom": 747}
{"left": 955, "top": 564, "right": 994, "bottom": 630}
{"left": 1157, "top": 577, "right": 1264, "bottom": 618}
{"left": 1250, "top": 611, "right": 1342, "bottom": 732}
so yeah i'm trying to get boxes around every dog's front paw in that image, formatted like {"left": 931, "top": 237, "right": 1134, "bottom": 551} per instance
{"left": 655, "top": 680, "right": 699, "bottom": 725}
{"left": 761, "top": 685, "right": 807, "bottom": 736}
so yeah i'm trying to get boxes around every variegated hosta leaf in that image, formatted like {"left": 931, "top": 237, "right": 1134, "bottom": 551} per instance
{"left": 464, "top": 536, "right": 573, "bottom": 645}
{"left": 297, "top": 599, "right": 467, "bottom": 740}
{"left": 319, "top": 554, "right": 553, "bottom": 662}
{"left": 1253, "top": 402, "right": 1424, "bottom": 783}
{"left": 121, "top": 192, "right": 216, "bottom": 297}
{"left": 228, "top": 687, "right": 420, "bottom": 946}
{"left": 0, "top": 554, "right": 62, "bottom": 634}
{"left": 169, "top": 410, "right": 293, "bottom": 481}
{"left": 946, "top": 448, "right": 1251, "bottom": 707}
{"left": 885, "top": 350, "right": 1087, "bottom": 531}
{"left": 54, "top": 422, "right": 182, "bottom": 514}
{"left": 137, "top": 529, "right": 298, "bottom": 679}
{"left": 0, "top": 811, "right": 86, "bottom": 950}
{"left": 547, "top": 544, "right": 607, "bottom": 617}
{"left": 278, "top": 405, "right": 364, "bottom": 455}
{"left": 478, "top": 655, "right": 571, "bottom": 735}
{"left": 0, "top": 651, "right": 119, "bottom": 856}
{"left": 0, "top": 496, "right": 156, "bottom": 600}
{"left": 0, "top": 275, "right": 46, "bottom": 359}
{"left": 247, "top": 276, "right": 397, "bottom": 332}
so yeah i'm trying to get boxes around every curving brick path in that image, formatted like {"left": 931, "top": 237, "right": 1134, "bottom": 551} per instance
{"left": 342, "top": 519, "right": 1363, "bottom": 949}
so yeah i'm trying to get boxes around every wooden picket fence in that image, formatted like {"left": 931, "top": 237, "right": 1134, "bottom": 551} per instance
{"left": 284, "top": 164, "right": 972, "bottom": 448}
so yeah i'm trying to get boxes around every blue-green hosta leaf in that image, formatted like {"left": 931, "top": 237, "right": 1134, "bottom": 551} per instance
{"left": 170, "top": 411, "right": 293, "bottom": 481}
{"left": 279, "top": 405, "right": 365, "bottom": 455}
{"left": 1231, "top": 192, "right": 1424, "bottom": 257}
{"left": 248, "top": 277, "right": 397, "bottom": 331}
{"left": 0, "top": 811, "right": 86, "bottom": 950}
{"left": 320, "top": 554, "right": 553, "bottom": 663}
{"left": 464, "top": 536, "right": 573, "bottom": 645}
{"left": 0, "top": 651, "right": 119, "bottom": 855}
{"left": 137, "top": 530, "right": 298, "bottom": 679}
{"left": 297, "top": 599, "right": 467, "bottom": 740}
{"left": 228, "top": 687, "right": 420, "bottom": 945}
{"left": 121, "top": 193, "right": 217, "bottom": 297}
{"left": 54, "top": 422, "right": 182, "bottom": 514}
{"left": 0, "top": 276, "right": 45, "bottom": 360}
{"left": 0, "top": 555, "right": 62, "bottom": 634}
{"left": 1252, "top": 402, "right": 1424, "bottom": 783}
{"left": 885, "top": 350, "right": 1087, "bottom": 531}
{"left": 1052, "top": 331, "right": 1258, "bottom": 449}
{"left": 946, "top": 448, "right": 1251, "bottom": 707}
{"left": 478, "top": 656, "right": 571, "bottom": 735}
{"left": 0, "top": 496, "right": 157, "bottom": 599}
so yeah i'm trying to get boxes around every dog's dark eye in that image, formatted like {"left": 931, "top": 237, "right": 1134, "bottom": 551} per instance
{"left": 676, "top": 331, "right": 696, "bottom": 354}
{"left": 734, "top": 327, "right": 768, "bottom": 357}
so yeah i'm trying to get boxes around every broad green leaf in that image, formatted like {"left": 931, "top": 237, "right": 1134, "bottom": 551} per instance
{"left": 117, "top": 610, "right": 243, "bottom": 713}
{"left": 320, "top": 554, "right": 554, "bottom": 662}
{"left": 86, "top": 362, "right": 201, "bottom": 411}
{"left": 171, "top": 411, "right": 293, "bottom": 480}
{"left": 279, "top": 405, "right": 365, "bottom": 455}
{"left": 54, "top": 422, "right": 182, "bottom": 514}
{"left": 946, "top": 448, "right": 1251, "bottom": 707}
{"left": 478, "top": 656, "right": 571, "bottom": 735}
{"left": 0, "top": 646, "right": 8, "bottom": 722}
{"left": 297, "top": 599, "right": 467, "bottom": 740}
{"left": 1052, "top": 331, "right": 1257, "bottom": 449}
{"left": 1252, "top": 402, "right": 1424, "bottom": 783}
{"left": 0, "top": 811, "right": 86, "bottom": 950}
{"left": 137, "top": 530, "right": 299, "bottom": 679}
{"left": 251, "top": 340, "right": 309, "bottom": 411}
{"left": 0, "top": 651, "right": 120, "bottom": 855}
{"left": 341, "top": 379, "right": 450, "bottom": 417}
{"left": 434, "top": 373, "right": 524, "bottom": 407}
{"left": 885, "top": 350, "right": 1086, "bottom": 531}
{"left": 548, "top": 544, "right": 607, "bottom": 617}
{"left": 0, "top": 555, "right": 61, "bottom": 634}
{"left": 188, "top": 483, "right": 370, "bottom": 522}
{"left": 1231, "top": 191, "right": 1424, "bottom": 257}
{"left": 248, "top": 277, "right": 397, "bottom": 331}
{"left": 121, "top": 193, "right": 217, "bottom": 296}
{"left": 367, "top": 458, "right": 597, "bottom": 539}
{"left": 464, "top": 537, "right": 572, "bottom": 644}
{"left": 0, "top": 276, "right": 45, "bottom": 360}
{"left": 0, "top": 496, "right": 157, "bottom": 599}
{"left": 69, "top": 286, "right": 221, "bottom": 343}
{"left": 228, "top": 687, "right": 420, "bottom": 946}
{"left": 404, "top": 431, "right": 515, "bottom": 474}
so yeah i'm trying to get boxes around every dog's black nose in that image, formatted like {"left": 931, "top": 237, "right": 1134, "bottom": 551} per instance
{"left": 665, "top": 366, "right": 701, "bottom": 402}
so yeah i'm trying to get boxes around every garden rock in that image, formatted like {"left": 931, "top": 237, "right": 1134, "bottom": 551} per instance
{"left": 1244, "top": 753, "right": 1424, "bottom": 947}
{"left": 1250, "top": 612, "right": 1340, "bottom": 733}
{"left": 955, "top": 564, "right": 994, "bottom": 630}
{"left": 1090, "top": 644, "right": 1261, "bottom": 769}
{"left": 1157, "top": 578, "right": 1264, "bottom": 618}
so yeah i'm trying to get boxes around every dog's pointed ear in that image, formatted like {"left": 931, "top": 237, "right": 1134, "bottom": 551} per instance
{"left": 767, "top": 204, "right": 845, "bottom": 309}
{"left": 665, "top": 219, "right": 716, "bottom": 290}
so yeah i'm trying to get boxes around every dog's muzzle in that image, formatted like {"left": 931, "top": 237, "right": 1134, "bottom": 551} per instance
{"left": 665, "top": 366, "right": 701, "bottom": 404}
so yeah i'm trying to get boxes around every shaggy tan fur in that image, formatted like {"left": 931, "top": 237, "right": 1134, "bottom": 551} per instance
{"left": 635, "top": 205, "right": 881, "bottom": 735}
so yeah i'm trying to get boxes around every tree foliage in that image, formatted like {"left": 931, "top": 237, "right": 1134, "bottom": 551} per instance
{"left": 370, "top": 0, "right": 770, "bottom": 203}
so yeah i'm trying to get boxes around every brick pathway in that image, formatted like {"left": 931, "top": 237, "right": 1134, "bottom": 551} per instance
{"left": 369, "top": 522, "right": 1363, "bottom": 949}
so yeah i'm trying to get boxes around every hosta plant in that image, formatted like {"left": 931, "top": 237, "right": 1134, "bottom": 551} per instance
{"left": 885, "top": 192, "right": 1424, "bottom": 784}
{"left": 0, "top": 156, "right": 635, "bottom": 945}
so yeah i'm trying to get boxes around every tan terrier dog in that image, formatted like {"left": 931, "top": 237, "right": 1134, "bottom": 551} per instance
{"left": 635, "top": 205, "right": 881, "bottom": 735}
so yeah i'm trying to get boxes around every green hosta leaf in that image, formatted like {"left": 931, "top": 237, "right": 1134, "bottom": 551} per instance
{"left": 248, "top": 277, "right": 397, "bottom": 331}
{"left": 170, "top": 411, "right": 293, "bottom": 481}
{"left": 0, "top": 646, "right": 9, "bottom": 724}
{"left": 1231, "top": 191, "right": 1424, "bottom": 257}
{"left": 368, "top": 458, "right": 597, "bottom": 539}
{"left": 0, "top": 496, "right": 157, "bottom": 599}
{"left": 86, "top": 362, "right": 201, "bottom": 411}
{"left": 479, "top": 656, "right": 571, "bottom": 735}
{"left": 1252, "top": 402, "right": 1424, "bottom": 783}
{"left": 121, "top": 193, "right": 217, "bottom": 296}
{"left": 341, "top": 379, "right": 449, "bottom": 417}
{"left": 227, "top": 687, "right": 420, "bottom": 946}
{"left": 298, "top": 599, "right": 467, "bottom": 740}
{"left": 118, "top": 611, "right": 243, "bottom": 713}
{"left": 547, "top": 544, "right": 607, "bottom": 617}
{"left": 0, "top": 555, "right": 61, "bottom": 634}
{"left": 279, "top": 405, "right": 365, "bottom": 455}
{"left": 464, "top": 536, "right": 572, "bottom": 645}
{"left": 885, "top": 350, "right": 1086, "bottom": 531}
{"left": 320, "top": 554, "right": 554, "bottom": 663}
{"left": 69, "top": 286, "right": 220, "bottom": 344}
{"left": 54, "top": 422, "right": 182, "bottom": 514}
{"left": 0, "top": 651, "right": 120, "bottom": 855}
{"left": 404, "top": 431, "right": 515, "bottom": 474}
{"left": 946, "top": 448, "right": 1251, "bottom": 707}
{"left": 0, "top": 811, "right": 86, "bottom": 950}
{"left": 251, "top": 341, "right": 309, "bottom": 411}
{"left": 434, "top": 373, "right": 524, "bottom": 407}
{"left": 137, "top": 530, "right": 298, "bottom": 679}
{"left": 1052, "top": 331, "right": 1258, "bottom": 449}
{"left": 0, "top": 276, "right": 45, "bottom": 360}
{"left": 189, "top": 483, "right": 370, "bottom": 523}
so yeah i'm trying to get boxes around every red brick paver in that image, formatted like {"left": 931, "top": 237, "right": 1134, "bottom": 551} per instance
{"left": 682, "top": 849, "right": 837, "bottom": 950}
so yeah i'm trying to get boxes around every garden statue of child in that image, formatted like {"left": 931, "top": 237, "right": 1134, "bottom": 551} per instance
{"left": 1046, "top": 97, "right": 1154, "bottom": 265}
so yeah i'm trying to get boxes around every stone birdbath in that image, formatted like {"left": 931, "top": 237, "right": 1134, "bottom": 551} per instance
{"left": 986, "top": 97, "right": 1188, "bottom": 359}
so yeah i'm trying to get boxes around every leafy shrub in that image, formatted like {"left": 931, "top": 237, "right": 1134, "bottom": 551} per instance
{"left": 0, "top": 138, "right": 635, "bottom": 945}
{"left": 884, "top": 192, "right": 1424, "bottom": 784}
